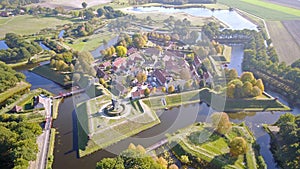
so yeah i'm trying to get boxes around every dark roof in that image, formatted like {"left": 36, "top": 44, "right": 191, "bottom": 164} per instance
{"left": 194, "top": 55, "right": 202, "bottom": 66}
{"left": 144, "top": 47, "right": 160, "bottom": 56}
{"left": 127, "top": 47, "right": 137, "bottom": 55}
{"left": 153, "top": 69, "right": 167, "bottom": 85}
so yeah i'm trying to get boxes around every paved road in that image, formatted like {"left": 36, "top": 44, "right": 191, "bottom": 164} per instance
{"left": 38, "top": 97, "right": 53, "bottom": 169}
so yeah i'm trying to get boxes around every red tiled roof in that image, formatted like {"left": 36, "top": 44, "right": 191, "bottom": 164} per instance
{"left": 100, "top": 61, "right": 111, "bottom": 67}
{"left": 113, "top": 57, "right": 126, "bottom": 68}
{"left": 132, "top": 89, "right": 145, "bottom": 98}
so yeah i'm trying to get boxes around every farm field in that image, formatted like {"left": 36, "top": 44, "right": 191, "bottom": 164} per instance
{"left": 282, "top": 20, "right": 300, "bottom": 47}
{"left": 242, "top": 0, "right": 300, "bottom": 17}
{"left": 0, "top": 15, "right": 72, "bottom": 37}
{"left": 266, "top": 21, "right": 300, "bottom": 65}
{"left": 218, "top": 0, "right": 300, "bottom": 20}
{"left": 264, "top": 0, "right": 300, "bottom": 10}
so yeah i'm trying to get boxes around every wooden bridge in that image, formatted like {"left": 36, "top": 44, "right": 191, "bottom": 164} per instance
{"left": 53, "top": 88, "right": 85, "bottom": 99}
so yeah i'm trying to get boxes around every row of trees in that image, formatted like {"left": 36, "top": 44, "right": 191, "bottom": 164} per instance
{"left": 0, "top": 0, "right": 40, "bottom": 8}
{"left": 50, "top": 51, "right": 96, "bottom": 82}
{"left": 50, "top": 52, "right": 75, "bottom": 72}
{"left": 0, "top": 61, "right": 25, "bottom": 93}
{"left": 241, "top": 31, "right": 300, "bottom": 99}
{"left": 96, "top": 6, "right": 125, "bottom": 19}
{"left": 0, "top": 33, "right": 43, "bottom": 63}
{"left": 204, "top": 22, "right": 299, "bottom": 97}
{"left": 0, "top": 114, "right": 42, "bottom": 169}
{"left": 96, "top": 143, "right": 178, "bottom": 169}
{"left": 272, "top": 113, "right": 300, "bottom": 169}
{"left": 164, "top": 16, "right": 199, "bottom": 44}
{"left": 100, "top": 33, "right": 147, "bottom": 59}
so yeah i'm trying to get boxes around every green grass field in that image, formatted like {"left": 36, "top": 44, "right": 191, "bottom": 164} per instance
{"left": 67, "top": 30, "right": 115, "bottom": 52}
{"left": 0, "top": 82, "right": 31, "bottom": 104}
{"left": 169, "top": 123, "right": 260, "bottom": 169}
{"left": 242, "top": 0, "right": 300, "bottom": 17}
{"left": 0, "top": 15, "right": 73, "bottom": 37}
{"left": 52, "top": 98, "right": 62, "bottom": 119}
{"left": 218, "top": 0, "right": 300, "bottom": 20}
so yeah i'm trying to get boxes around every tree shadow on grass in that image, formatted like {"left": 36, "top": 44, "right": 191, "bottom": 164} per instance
{"left": 209, "top": 153, "right": 237, "bottom": 169}
{"left": 188, "top": 128, "right": 220, "bottom": 145}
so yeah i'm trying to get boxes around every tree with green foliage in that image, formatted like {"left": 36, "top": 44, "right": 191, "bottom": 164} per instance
{"left": 116, "top": 46, "right": 127, "bottom": 57}
{"left": 144, "top": 88, "right": 151, "bottom": 97}
{"left": 0, "top": 115, "right": 42, "bottom": 169}
{"left": 252, "top": 86, "right": 262, "bottom": 97}
{"left": 97, "top": 8, "right": 105, "bottom": 17}
{"left": 229, "top": 137, "right": 248, "bottom": 157}
{"left": 0, "top": 61, "right": 25, "bottom": 92}
{"left": 211, "top": 112, "right": 232, "bottom": 135}
{"left": 241, "top": 72, "right": 255, "bottom": 83}
{"left": 274, "top": 114, "right": 300, "bottom": 169}
{"left": 180, "top": 155, "right": 189, "bottom": 164}
{"left": 242, "top": 81, "right": 253, "bottom": 97}
{"left": 168, "top": 85, "right": 175, "bottom": 94}
{"left": 96, "top": 158, "right": 117, "bottom": 169}
{"left": 82, "top": 2, "right": 87, "bottom": 8}
{"left": 133, "top": 34, "right": 147, "bottom": 49}
{"left": 255, "top": 79, "right": 264, "bottom": 92}
{"left": 136, "top": 72, "right": 147, "bottom": 83}
{"left": 157, "top": 157, "right": 168, "bottom": 169}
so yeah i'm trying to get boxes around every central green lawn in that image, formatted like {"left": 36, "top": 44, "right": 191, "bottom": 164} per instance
{"left": 0, "top": 15, "right": 72, "bottom": 37}
{"left": 218, "top": 0, "right": 300, "bottom": 20}
{"left": 77, "top": 95, "right": 161, "bottom": 157}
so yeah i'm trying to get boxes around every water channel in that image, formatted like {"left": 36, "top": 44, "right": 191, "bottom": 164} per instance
{"left": 12, "top": 7, "right": 299, "bottom": 169}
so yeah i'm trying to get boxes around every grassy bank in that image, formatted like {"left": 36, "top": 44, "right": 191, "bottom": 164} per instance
{"left": 168, "top": 123, "right": 263, "bottom": 169}
{"left": 46, "top": 128, "right": 56, "bottom": 169}
{"left": 31, "top": 64, "right": 72, "bottom": 87}
{"left": 8, "top": 56, "right": 51, "bottom": 68}
{"left": 0, "top": 81, "right": 31, "bottom": 104}
{"left": 52, "top": 98, "right": 62, "bottom": 120}
{"left": 142, "top": 88, "right": 290, "bottom": 112}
